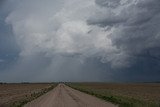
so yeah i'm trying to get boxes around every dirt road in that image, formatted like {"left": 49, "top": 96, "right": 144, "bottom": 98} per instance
{"left": 24, "top": 84, "right": 117, "bottom": 107}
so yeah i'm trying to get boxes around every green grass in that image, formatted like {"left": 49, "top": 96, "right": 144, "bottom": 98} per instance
{"left": 11, "top": 84, "right": 57, "bottom": 107}
{"left": 67, "top": 83, "right": 160, "bottom": 107}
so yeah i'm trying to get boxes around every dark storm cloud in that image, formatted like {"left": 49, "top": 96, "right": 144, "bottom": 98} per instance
{"left": 89, "top": 0, "right": 160, "bottom": 62}
{"left": 0, "top": 0, "right": 160, "bottom": 82}
{"left": 89, "top": 0, "right": 160, "bottom": 27}
{"left": 87, "top": 0, "right": 160, "bottom": 81}
{"left": 1, "top": 0, "right": 112, "bottom": 82}
{"left": 95, "top": 0, "right": 121, "bottom": 8}
{"left": 0, "top": 0, "right": 5, "bottom": 7}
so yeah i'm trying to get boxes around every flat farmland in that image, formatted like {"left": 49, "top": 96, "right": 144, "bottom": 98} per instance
{"left": 68, "top": 83, "right": 160, "bottom": 107}
{"left": 0, "top": 83, "right": 56, "bottom": 107}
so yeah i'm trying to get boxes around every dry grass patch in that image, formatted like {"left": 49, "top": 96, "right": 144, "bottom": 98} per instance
{"left": 0, "top": 83, "right": 56, "bottom": 107}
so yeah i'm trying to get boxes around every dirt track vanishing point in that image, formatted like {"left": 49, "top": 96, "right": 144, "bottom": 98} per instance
{"left": 24, "top": 84, "right": 117, "bottom": 107}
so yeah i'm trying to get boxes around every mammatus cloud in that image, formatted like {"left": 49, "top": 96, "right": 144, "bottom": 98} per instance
{"left": 0, "top": 0, "right": 160, "bottom": 82}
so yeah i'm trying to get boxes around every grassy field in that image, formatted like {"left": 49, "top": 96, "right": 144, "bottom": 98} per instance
{"left": 68, "top": 83, "right": 160, "bottom": 107}
{"left": 0, "top": 83, "right": 57, "bottom": 107}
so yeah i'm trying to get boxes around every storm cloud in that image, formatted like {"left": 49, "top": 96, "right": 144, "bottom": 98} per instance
{"left": 0, "top": 0, "right": 160, "bottom": 82}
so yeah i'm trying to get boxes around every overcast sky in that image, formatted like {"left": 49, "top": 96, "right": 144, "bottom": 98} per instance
{"left": 0, "top": 0, "right": 160, "bottom": 82}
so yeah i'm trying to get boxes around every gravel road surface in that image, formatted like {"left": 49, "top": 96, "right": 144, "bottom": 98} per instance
{"left": 24, "top": 84, "right": 117, "bottom": 107}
